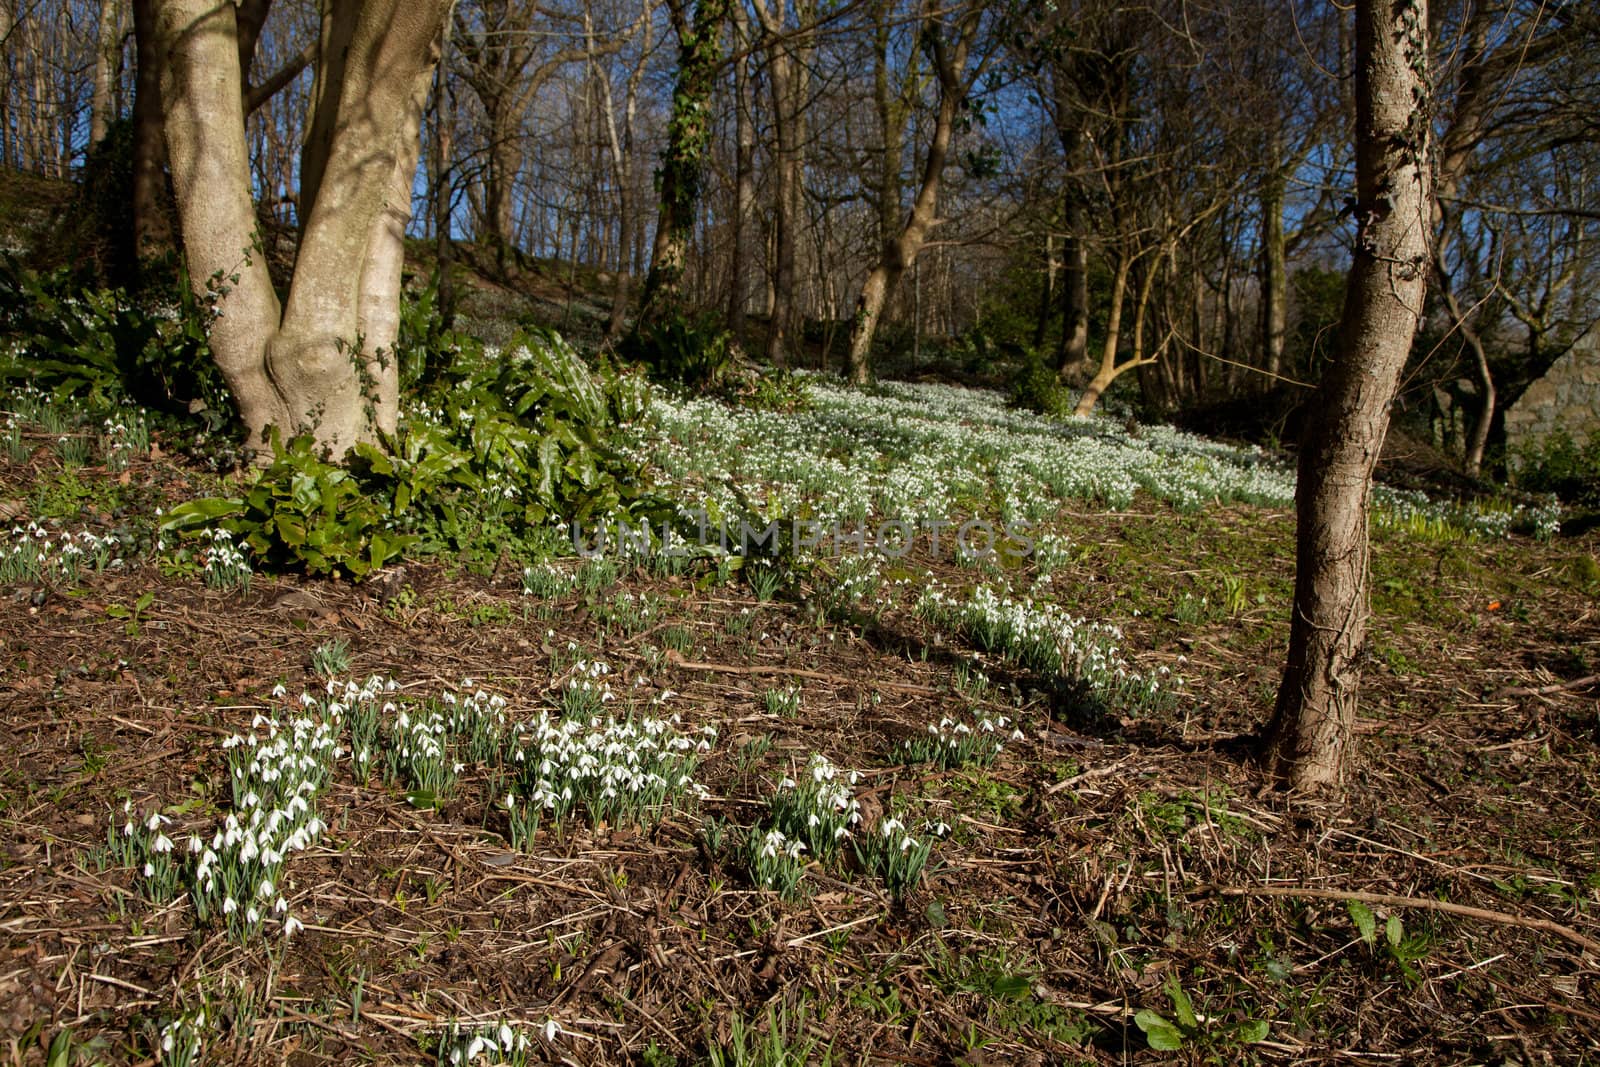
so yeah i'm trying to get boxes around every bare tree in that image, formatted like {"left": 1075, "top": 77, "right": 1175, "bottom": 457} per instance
{"left": 842, "top": 0, "right": 992, "bottom": 384}
{"left": 90, "top": 0, "right": 125, "bottom": 147}
{"left": 748, "top": 0, "right": 810, "bottom": 366}
{"left": 453, "top": 0, "right": 624, "bottom": 271}
{"left": 592, "top": 0, "right": 654, "bottom": 338}
{"left": 1261, "top": 0, "right": 1433, "bottom": 791}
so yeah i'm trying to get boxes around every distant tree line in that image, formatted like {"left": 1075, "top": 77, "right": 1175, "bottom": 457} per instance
{"left": 3, "top": 0, "right": 1596, "bottom": 464}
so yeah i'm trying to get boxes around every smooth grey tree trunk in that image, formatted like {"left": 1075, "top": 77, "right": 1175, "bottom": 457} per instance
{"left": 156, "top": 0, "right": 448, "bottom": 456}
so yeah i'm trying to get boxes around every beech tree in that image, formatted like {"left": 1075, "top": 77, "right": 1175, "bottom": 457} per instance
{"left": 151, "top": 0, "right": 450, "bottom": 456}
{"left": 1261, "top": 0, "right": 1433, "bottom": 790}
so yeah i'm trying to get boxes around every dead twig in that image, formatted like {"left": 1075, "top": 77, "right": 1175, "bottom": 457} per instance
{"left": 1207, "top": 884, "right": 1600, "bottom": 957}
{"left": 662, "top": 649, "right": 940, "bottom": 695}
{"left": 1492, "top": 673, "right": 1600, "bottom": 699}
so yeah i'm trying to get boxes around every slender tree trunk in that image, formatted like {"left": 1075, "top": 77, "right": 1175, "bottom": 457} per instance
{"left": 21, "top": 14, "right": 44, "bottom": 171}
{"left": 846, "top": 0, "right": 978, "bottom": 384}
{"left": 91, "top": 0, "right": 123, "bottom": 147}
{"left": 1261, "top": 0, "right": 1432, "bottom": 792}
{"left": 430, "top": 21, "right": 457, "bottom": 332}
{"left": 1437, "top": 282, "right": 1496, "bottom": 478}
{"left": 487, "top": 111, "right": 522, "bottom": 271}
{"left": 1056, "top": 129, "right": 1090, "bottom": 380}
{"left": 1059, "top": 225, "right": 1089, "bottom": 379}
{"left": 1032, "top": 231, "right": 1055, "bottom": 351}
{"left": 762, "top": 13, "right": 798, "bottom": 366}
{"left": 130, "top": 0, "right": 173, "bottom": 268}
{"left": 602, "top": 1, "right": 649, "bottom": 340}
{"left": 1260, "top": 164, "right": 1288, "bottom": 384}
{"left": 0, "top": 0, "right": 12, "bottom": 167}
{"left": 1073, "top": 250, "right": 1134, "bottom": 416}
{"left": 726, "top": 19, "right": 756, "bottom": 335}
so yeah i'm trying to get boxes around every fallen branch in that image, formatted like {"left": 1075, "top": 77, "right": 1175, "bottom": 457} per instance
{"left": 662, "top": 649, "right": 940, "bottom": 695}
{"left": 1207, "top": 884, "right": 1600, "bottom": 957}
{"left": 1492, "top": 673, "right": 1600, "bottom": 700}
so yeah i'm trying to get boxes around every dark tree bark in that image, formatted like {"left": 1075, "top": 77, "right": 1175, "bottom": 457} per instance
{"left": 1261, "top": 0, "right": 1432, "bottom": 792}
{"left": 725, "top": 1, "right": 757, "bottom": 336}
{"left": 1055, "top": 130, "right": 1090, "bottom": 381}
{"left": 636, "top": 0, "right": 729, "bottom": 327}
{"left": 130, "top": 0, "right": 174, "bottom": 271}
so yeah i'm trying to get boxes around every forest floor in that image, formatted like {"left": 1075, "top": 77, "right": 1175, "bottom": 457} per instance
{"left": 1, "top": 374, "right": 1597, "bottom": 1067}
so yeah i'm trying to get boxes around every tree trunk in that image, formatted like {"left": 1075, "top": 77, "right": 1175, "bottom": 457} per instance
{"left": 725, "top": 10, "right": 756, "bottom": 336}
{"left": 1058, "top": 225, "right": 1089, "bottom": 380}
{"left": 130, "top": 0, "right": 173, "bottom": 269}
{"left": 602, "top": 0, "right": 650, "bottom": 341}
{"left": 430, "top": 21, "right": 457, "bottom": 335}
{"left": 1260, "top": 164, "right": 1288, "bottom": 383}
{"left": 845, "top": 0, "right": 979, "bottom": 384}
{"left": 1261, "top": 0, "right": 1431, "bottom": 792}
{"left": 1032, "top": 231, "right": 1054, "bottom": 351}
{"left": 761, "top": 9, "right": 799, "bottom": 367}
{"left": 0, "top": 0, "right": 12, "bottom": 167}
{"left": 157, "top": 0, "right": 447, "bottom": 456}
{"left": 1072, "top": 250, "right": 1133, "bottom": 416}
{"left": 637, "top": 0, "right": 728, "bottom": 328}
{"left": 1056, "top": 129, "right": 1090, "bottom": 381}
{"left": 90, "top": 0, "right": 123, "bottom": 147}
{"left": 1437, "top": 282, "right": 1496, "bottom": 479}
{"left": 486, "top": 111, "right": 522, "bottom": 270}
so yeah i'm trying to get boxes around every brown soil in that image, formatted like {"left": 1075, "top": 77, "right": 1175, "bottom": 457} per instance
{"left": 1, "top": 440, "right": 1597, "bottom": 1066}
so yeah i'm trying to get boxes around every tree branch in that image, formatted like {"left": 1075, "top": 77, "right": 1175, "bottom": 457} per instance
{"left": 243, "top": 40, "right": 315, "bottom": 115}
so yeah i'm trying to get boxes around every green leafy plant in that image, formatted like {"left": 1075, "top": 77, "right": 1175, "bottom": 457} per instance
{"left": 311, "top": 637, "right": 352, "bottom": 678}
{"left": 1347, "top": 900, "right": 1431, "bottom": 987}
{"left": 622, "top": 311, "right": 736, "bottom": 392}
{"left": 707, "top": 998, "right": 832, "bottom": 1067}
{"left": 370, "top": 328, "right": 652, "bottom": 554}
{"left": 1513, "top": 429, "right": 1600, "bottom": 509}
{"left": 734, "top": 369, "right": 812, "bottom": 412}
{"left": 893, "top": 710, "right": 1015, "bottom": 770}
{"left": 762, "top": 687, "right": 801, "bottom": 718}
{"left": 106, "top": 591, "right": 156, "bottom": 636}
{"left": 853, "top": 814, "right": 932, "bottom": 900}
{"left": 740, "top": 827, "right": 808, "bottom": 898}
{"left": 1134, "top": 973, "right": 1269, "bottom": 1052}
{"left": 0, "top": 254, "right": 231, "bottom": 421}
{"left": 1006, "top": 348, "right": 1071, "bottom": 417}
{"left": 161, "top": 430, "right": 415, "bottom": 580}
